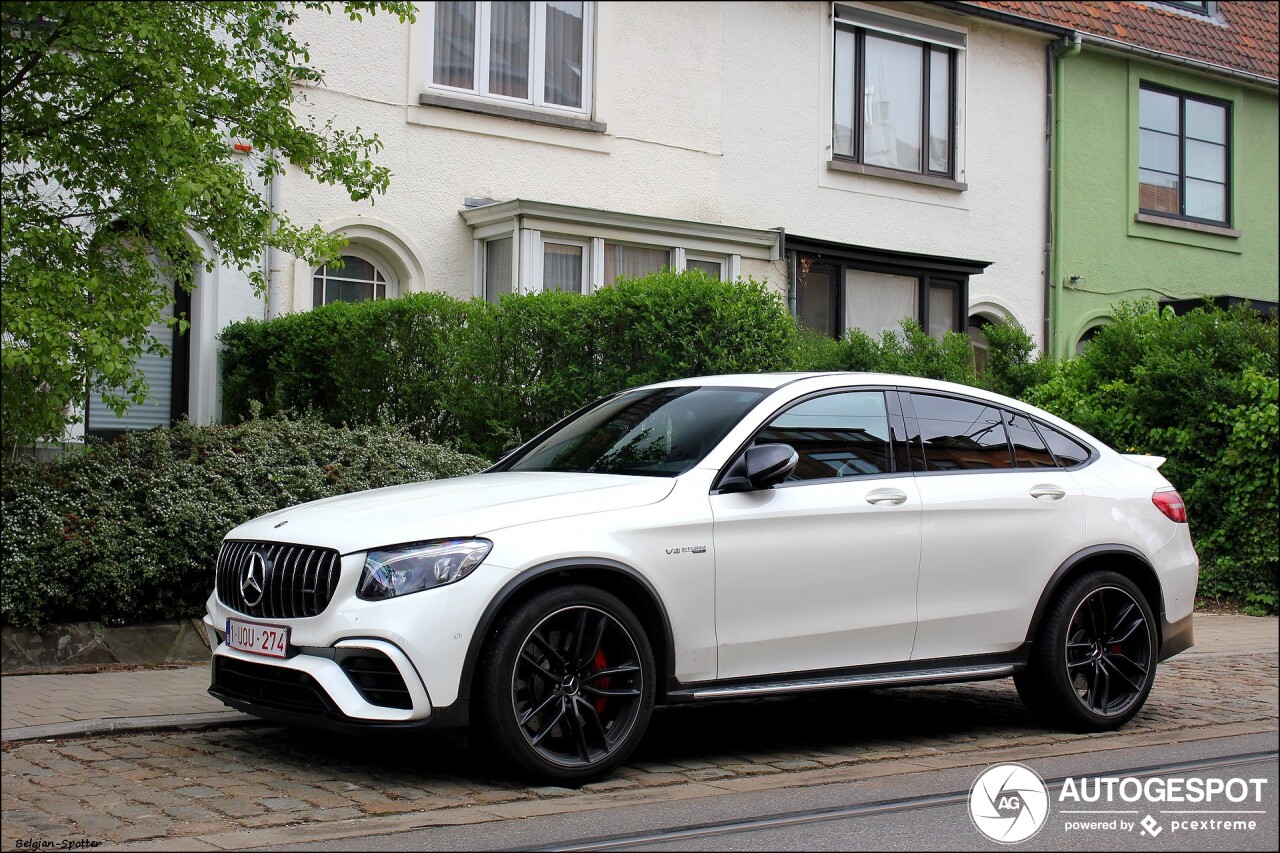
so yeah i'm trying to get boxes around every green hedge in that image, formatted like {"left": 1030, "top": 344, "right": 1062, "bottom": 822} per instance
{"left": 0, "top": 414, "right": 487, "bottom": 629}
{"left": 1025, "top": 302, "right": 1278, "bottom": 614}
{"left": 220, "top": 270, "right": 799, "bottom": 458}
{"left": 6, "top": 276, "right": 1273, "bottom": 629}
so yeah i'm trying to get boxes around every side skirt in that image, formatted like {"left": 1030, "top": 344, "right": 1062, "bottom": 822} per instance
{"left": 662, "top": 648, "right": 1029, "bottom": 704}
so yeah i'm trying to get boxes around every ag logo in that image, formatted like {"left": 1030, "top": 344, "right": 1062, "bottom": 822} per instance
{"left": 969, "top": 763, "right": 1050, "bottom": 844}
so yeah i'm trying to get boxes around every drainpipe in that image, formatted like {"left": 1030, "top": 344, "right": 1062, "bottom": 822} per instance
{"left": 265, "top": 161, "right": 284, "bottom": 320}
{"left": 1046, "top": 33, "right": 1081, "bottom": 360}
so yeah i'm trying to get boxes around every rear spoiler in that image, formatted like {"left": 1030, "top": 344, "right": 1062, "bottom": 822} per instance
{"left": 1122, "top": 454, "right": 1166, "bottom": 470}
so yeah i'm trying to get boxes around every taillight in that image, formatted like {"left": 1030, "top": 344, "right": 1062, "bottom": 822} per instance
{"left": 1152, "top": 489, "right": 1187, "bottom": 523}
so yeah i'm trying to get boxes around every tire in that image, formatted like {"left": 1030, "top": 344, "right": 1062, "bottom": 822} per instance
{"left": 1015, "top": 571, "right": 1158, "bottom": 731}
{"left": 476, "top": 585, "right": 656, "bottom": 785}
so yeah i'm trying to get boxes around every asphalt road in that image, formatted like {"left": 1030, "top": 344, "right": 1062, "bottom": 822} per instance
{"left": 265, "top": 731, "right": 1278, "bottom": 851}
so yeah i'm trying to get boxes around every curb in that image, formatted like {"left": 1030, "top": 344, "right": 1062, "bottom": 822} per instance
{"left": 0, "top": 711, "right": 261, "bottom": 744}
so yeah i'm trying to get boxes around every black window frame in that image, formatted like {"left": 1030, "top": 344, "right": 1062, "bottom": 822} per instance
{"left": 832, "top": 21, "right": 958, "bottom": 180}
{"left": 1157, "top": 1, "right": 1215, "bottom": 16}
{"left": 786, "top": 236, "right": 989, "bottom": 341}
{"left": 1138, "top": 82, "right": 1233, "bottom": 227}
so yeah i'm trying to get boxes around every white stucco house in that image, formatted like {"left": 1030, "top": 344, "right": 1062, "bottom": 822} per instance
{"left": 86, "top": 1, "right": 1056, "bottom": 435}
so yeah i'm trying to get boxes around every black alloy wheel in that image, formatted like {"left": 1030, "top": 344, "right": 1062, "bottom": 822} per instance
{"left": 1063, "top": 585, "right": 1154, "bottom": 717}
{"left": 478, "top": 585, "right": 655, "bottom": 784}
{"left": 1015, "top": 570, "right": 1158, "bottom": 731}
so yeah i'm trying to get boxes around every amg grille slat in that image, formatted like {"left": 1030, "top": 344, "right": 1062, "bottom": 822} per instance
{"left": 215, "top": 540, "right": 341, "bottom": 619}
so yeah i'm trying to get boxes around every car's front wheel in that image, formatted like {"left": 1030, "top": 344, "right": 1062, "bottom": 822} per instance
{"left": 477, "top": 585, "right": 656, "bottom": 785}
{"left": 1016, "top": 571, "right": 1158, "bottom": 731}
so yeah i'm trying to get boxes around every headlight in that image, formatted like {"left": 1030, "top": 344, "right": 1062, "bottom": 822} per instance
{"left": 357, "top": 538, "right": 492, "bottom": 601}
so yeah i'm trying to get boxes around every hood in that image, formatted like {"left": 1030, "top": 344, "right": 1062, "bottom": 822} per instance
{"left": 226, "top": 471, "right": 676, "bottom": 555}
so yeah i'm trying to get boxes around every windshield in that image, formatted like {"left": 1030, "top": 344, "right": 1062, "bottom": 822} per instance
{"left": 507, "top": 386, "right": 768, "bottom": 477}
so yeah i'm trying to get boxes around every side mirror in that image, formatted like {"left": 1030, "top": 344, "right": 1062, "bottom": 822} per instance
{"left": 720, "top": 443, "right": 798, "bottom": 492}
{"left": 746, "top": 443, "right": 799, "bottom": 489}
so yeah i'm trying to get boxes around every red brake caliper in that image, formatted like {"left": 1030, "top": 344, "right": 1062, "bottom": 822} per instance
{"left": 592, "top": 648, "right": 610, "bottom": 714}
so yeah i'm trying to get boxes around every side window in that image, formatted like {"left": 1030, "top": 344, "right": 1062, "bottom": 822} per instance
{"left": 1005, "top": 411, "right": 1056, "bottom": 469}
{"left": 910, "top": 393, "right": 1012, "bottom": 471}
{"left": 758, "top": 391, "right": 893, "bottom": 481}
{"left": 1036, "top": 422, "right": 1093, "bottom": 468}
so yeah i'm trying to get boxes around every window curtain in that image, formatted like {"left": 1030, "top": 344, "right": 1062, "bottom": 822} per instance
{"left": 605, "top": 243, "right": 668, "bottom": 284}
{"left": 485, "top": 237, "right": 513, "bottom": 302}
{"left": 489, "top": 1, "right": 530, "bottom": 99}
{"left": 543, "top": 242, "right": 583, "bottom": 292}
{"left": 863, "top": 34, "right": 922, "bottom": 172}
{"left": 544, "top": 1, "right": 584, "bottom": 107}
{"left": 845, "top": 270, "right": 918, "bottom": 337}
{"left": 433, "top": 1, "right": 476, "bottom": 89}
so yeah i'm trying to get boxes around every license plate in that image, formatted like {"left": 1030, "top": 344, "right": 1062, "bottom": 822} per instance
{"left": 225, "top": 618, "right": 289, "bottom": 658}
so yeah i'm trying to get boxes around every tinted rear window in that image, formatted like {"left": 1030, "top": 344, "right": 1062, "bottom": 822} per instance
{"left": 1037, "top": 422, "right": 1093, "bottom": 468}
{"left": 1006, "top": 411, "right": 1057, "bottom": 469}
{"left": 910, "top": 393, "right": 1012, "bottom": 471}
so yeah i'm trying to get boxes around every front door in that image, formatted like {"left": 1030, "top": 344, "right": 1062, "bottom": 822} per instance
{"left": 710, "top": 389, "right": 922, "bottom": 680}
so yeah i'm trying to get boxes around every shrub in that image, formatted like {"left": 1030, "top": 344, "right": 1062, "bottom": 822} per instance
{"left": 220, "top": 270, "right": 798, "bottom": 458}
{"left": 1026, "top": 301, "right": 1278, "bottom": 613}
{"left": 0, "top": 413, "right": 487, "bottom": 629}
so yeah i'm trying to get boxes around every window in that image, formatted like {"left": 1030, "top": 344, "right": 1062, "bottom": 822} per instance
{"left": 1158, "top": 1, "right": 1214, "bottom": 14}
{"left": 604, "top": 243, "right": 669, "bottom": 285}
{"left": 685, "top": 256, "right": 724, "bottom": 280}
{"left": 312, "top": 255, "right": 392, "bottom": 306}
{"left": 833, "top": 6, "right": 959, "bottom": 178}
{"left": 1036, "top": 422, "right": 1092, "bottom": 468}
{"left": 1004, "top": 411, "right": 1056, "bottom": 469}
{"left": 758, "top": 391, "right": 894, "bottom": 480}
{"left": 484, "top": 237, "right": 513, "bottom": 301}
{"left": 1139, "top": 85, "right": 1230, "bottom": 224}
{"left": 428, "top": 1, "right": 591, "bottom": 114}
{"left": 909, "top": 393, "right": 1011, "bottom": 471}
{"left": 542, "top": 238, "right": 588, "bottom": 293}
{"left": 1075, "top": 324, "right": 1104, "bottom": 354}
{"left": 793, "top": 257, "right": 967, "bottom": 341}
{"left": 968, "top": 315, "right": 993, "bottom": 372}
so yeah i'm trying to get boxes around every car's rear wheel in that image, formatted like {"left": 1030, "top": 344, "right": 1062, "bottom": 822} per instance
{"left": 1015, "top": 571, "right": 1157, "bottom": 731}
{"left": 477, "top": 585, "right": 655, "bottom": 785}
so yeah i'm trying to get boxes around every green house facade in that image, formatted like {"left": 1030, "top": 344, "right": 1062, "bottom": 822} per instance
{"left": 958, "top": 1, "right": 1279, "bottom": 358}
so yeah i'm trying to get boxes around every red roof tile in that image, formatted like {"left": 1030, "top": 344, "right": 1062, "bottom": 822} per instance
{"left": 959, "top": 1, "right": 1279, "bottom": 81}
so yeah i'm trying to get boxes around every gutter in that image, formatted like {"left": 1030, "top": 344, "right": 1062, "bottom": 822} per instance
{"left": 1048, "top": 33, "right": 1081, "bottom": 360}
{"left": 265, "top": 163, "right": 284, "bottom": 320}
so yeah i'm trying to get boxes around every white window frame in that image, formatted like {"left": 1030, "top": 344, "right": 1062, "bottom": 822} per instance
{"left": 311, "top": 247, "right": 398, "bottom": 308}
{"left": 683, "top": 252, "right": 728, "bottom": 280}
{"left": 602, "top": 240, "right": 672, "bottom": 287}
{"left": 424, "top": 1, "right": 594, "bottom": 117}
{"left": 537, "top": 235, "right": 591, "bottom": 294}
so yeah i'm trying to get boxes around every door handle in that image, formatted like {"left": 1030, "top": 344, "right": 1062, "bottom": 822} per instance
{"left": 866, "top": 488, "right": 908, "bottom": 506}
{"left": 1030, "top": 485, "right": 1067, "bottom": 501}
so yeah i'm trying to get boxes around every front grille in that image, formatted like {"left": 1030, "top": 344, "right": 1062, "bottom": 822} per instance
{"left": 213, "top": 657, "right": 337, "bottom": 717}
{"left": 217, "top": 540, "right": 342, "bottom": 619}
{"left": 338, "top": 651, "right": 413, "bottom": 710}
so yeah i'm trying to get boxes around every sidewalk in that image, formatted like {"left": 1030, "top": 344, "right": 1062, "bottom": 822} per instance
{"left": 0, "top": 664, "right": 253, "bottom": 742}
{"left": 1, "top": 613, "right": 1275, "bottom": 744}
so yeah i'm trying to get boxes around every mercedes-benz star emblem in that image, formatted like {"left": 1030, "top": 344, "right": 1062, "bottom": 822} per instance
{"left": 241, "top": 552, "right": 267, "bottom": 608}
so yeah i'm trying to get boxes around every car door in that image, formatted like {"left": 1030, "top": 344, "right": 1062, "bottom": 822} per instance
{"left": 904, "top": 392, "right": 1086, "bottom": 661}
{"left": 710, "top": 388, "right": 922, "bottom": 680}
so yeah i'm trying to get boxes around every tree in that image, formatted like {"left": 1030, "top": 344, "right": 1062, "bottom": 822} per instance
{"left": 1, "top": 1, "right": 414, "bottom": 447}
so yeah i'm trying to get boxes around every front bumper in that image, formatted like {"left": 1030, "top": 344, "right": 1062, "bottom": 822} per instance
{"left": 204, "top": 558, "right": 516, "bottom": 732}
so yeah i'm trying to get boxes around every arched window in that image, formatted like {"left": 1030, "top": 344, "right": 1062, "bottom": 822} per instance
{"left": 312, "top": 253, "right": 393, "bottom": 306}
{"left": 1076, "top": 324, "right": 1106, "bottom": 354}
{"left": 968, "top": 314, "right": 995, "bottom": 372}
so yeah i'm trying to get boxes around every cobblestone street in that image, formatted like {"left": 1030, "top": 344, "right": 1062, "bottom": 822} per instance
{"left": 2, "top": 616, "right": 1276, "bottom": 850}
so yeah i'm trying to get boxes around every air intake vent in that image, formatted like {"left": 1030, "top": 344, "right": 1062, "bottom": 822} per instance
{"left": 216, "top": 541, "right": 341, "bottom": 620}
